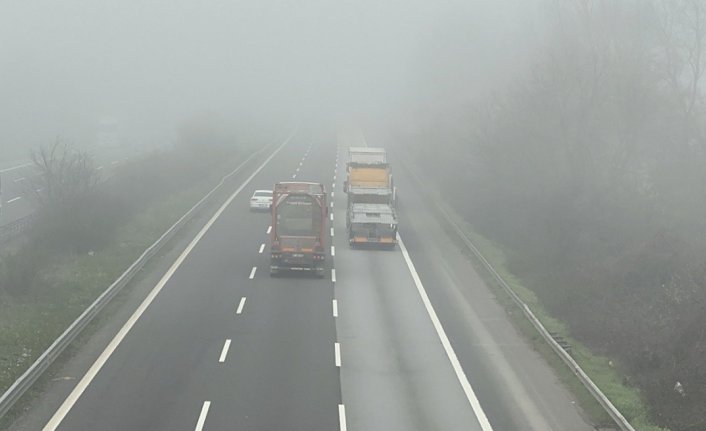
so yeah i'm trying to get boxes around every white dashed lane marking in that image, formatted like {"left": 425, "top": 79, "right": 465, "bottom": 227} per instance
{"left": 338, "top": 404, "right": 347, "bottom": 431}
{"left": 219, "top": 340, "right": 232, "bottom": 363}
{"left": 195, "top": 401, "right": 211, "bottom": 431}
{"left": 236, "top": 297, "right": 247, "bottom": 314}
{"left": 332, "top": 299, "right": 338, "bottom": 317}
{"left": 249, "top": 267, "right": 257, "bottom": 279}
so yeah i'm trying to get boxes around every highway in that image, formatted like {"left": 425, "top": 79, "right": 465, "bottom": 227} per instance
{"left": 0, "top": 148, "right": 149, "bottom": 229}
{"left": 10, "top": 129, "right": 594, "bottom": 430}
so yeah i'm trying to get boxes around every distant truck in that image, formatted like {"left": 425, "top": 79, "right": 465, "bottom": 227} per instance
{"left": 344, "top": 147, "right": 396, "bottom": 207}
{"left": 269, "top": 182, "right": 328, "bottom": 277}
{"left": 346, "top": 203, "right": 398, "bottom": 247}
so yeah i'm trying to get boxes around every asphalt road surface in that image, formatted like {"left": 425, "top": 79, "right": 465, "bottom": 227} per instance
{"left": 13, "top": 129, "right": 594, "bottom": 430}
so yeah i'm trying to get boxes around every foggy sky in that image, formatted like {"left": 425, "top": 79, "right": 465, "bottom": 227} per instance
{"left": 0, "top": 0, "right": 542, "bottom": 158}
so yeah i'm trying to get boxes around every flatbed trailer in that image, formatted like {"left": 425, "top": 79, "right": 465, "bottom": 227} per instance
{"left": 346, "top": 203, "right": 398, "bottom": 248}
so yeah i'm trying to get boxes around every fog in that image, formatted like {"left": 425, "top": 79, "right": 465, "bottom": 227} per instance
{"left": 0, "top": 0, "right": 542, "bottom": 159}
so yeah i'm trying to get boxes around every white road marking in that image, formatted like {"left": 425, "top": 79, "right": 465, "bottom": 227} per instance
{"left": 41, "top": 128, "right": 297, "bottom": 431}
{"left": 331, "top": 246, "right": 335, "bottom": 256}
{"left": 267, "top": 225, "right": 272, "bottom": 234}
{"left": 330, "top": 201, "right": 334, "bottom": 208}
{"left": 236, "top": 297, "right": 247, "bottom": 314}
{"left": 13, "top": 177, "right": 26, "bottom": 182}
{"left": 195, "top": 401, "right": 211, "bottom": 431}
{"left": 330, "top": 227, "right": 334, "bottom": 237}
{"left": 332, "top": 299, "right": 338, "bottom": 317}
{"left": 332, "top": 182, "right": 335, "bottom": 189}
{"left": 292, "top": 174, "right": 297, "bottom": 179}
{"left": 299, "top": 162, "right": 303, "bottom": 166}
{"left": 338, "top": 404, "right": 347, "bottom": 431}
{"left": 36, "top": 188, "right": 43, "bottom": 192}
{"left": 219, "top": 339, "right": 232, "bottom": 363}
{"left": 331, "top": 191, "right": 334, "bottom": 198}
{"left": 0, "top": 162, "right": 32, "bottom": 173}
{"left": 111, "top": 161, "right": 118, "bottom": 165}
{"left": 96, "top": 166, "right": 104, "bottom": 170}
{"left": 398, "top": 236, "right": 494, "bottom": 431}
{"left": 331, "top": 269, "right": 336, "bottom": 283}
{"left": 330, "top": 213, "right": 334, "bottom": 221}
{"left": 333, "top": 175, "right": 336, "bottom": 181}
{"left": 334, "top": 342, "right": 341, "bottom": 367}
{"left": 259, "top": 243, "right": 265, "bottom": 254}
{"left": 7, "top": 197, "right": 21, "bottom": 204}
{"left": 296, "top": 167, "right": 300, "bottom": 172}
{"left": 249, "top": 266, "right": 257, "bottom": 279}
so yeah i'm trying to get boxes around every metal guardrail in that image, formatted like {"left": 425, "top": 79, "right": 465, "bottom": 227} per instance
{"left": 0, "top": 139, "right": 278, "bottom": 420}
{"left": 0, "top": 214, "right": 37, "bottom": 244}
{"left": 399, "top": 154, "right": 636, "bottom": 431}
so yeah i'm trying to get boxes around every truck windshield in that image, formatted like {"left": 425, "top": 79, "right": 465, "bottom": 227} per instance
{"left": 276, "top": 195, "right": 322, "bottom": 237}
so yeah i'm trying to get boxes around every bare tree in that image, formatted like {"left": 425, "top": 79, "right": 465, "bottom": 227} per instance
{"left": 25, "top": 140, "right": 100, "bottom": 208}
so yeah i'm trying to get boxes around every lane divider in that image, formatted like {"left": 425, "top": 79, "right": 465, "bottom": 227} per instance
{"left": 332, "top": 300, "right": 338, "bottom": 317}
{"left": 259, "top": 244, "right": 265, "bottom": 254}
{"left": 218, "top": 340, "right": 232, "bottom": 363}
{"left": 338, "top": 404, "right": 347, "bottom": 431}
{"left": 334, "top": 342, "right": 342, "bottom": 367}
{"left": 249, "top": 267, "right": 257, "bottom": 280}
{"left": 195, "top": 401, "right": 211, "bottom": 431}
{"left": 236, "top": 297, "right": 247, "bottom": 315}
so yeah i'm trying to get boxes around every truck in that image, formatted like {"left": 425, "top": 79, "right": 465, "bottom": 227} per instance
{"left": 346, "top": 203, "right": 398, "bottom": 247}
{"left": 269, "top": 182, "right": 328, "bottom": 277}
{"left": 344, "top": 147, "right": 396, "bottom": 207}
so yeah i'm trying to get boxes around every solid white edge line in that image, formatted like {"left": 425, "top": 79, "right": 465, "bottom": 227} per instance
{"left": 338, "top": 404, "right": 347, "bottom": 431}
{"left": 249, "top": 266, "right": 257, "bottom": 279}
{"left": 331, "top": 269, "right": 336, "bottom": 283}
{"left": 332, "top": 299, "right": 338, "bottom": 317}
{"left": 259, "top": 243, "right": 265, "bottom": 254}
{"left": 0, "top": 162, "right": 32, "bottom": 173}
{"left": 331, "top": 246, "right": 335, "bottom": 256}
{"left": 219, "top": 339, "right": 232, "bottom": 363}
{"left": 195, "top": 401, "right": 211, "bottom": 431}
{"left": 397, "top": 236, "right": 494, "bottom": 431}
{"left": 267, "top": 225, "right": 272, "bottom": 234}
{"left": 334, "top": 342, "right": 341, "bottom": 367}
{"left": 236, "top": 297, "right": 247, "bottom": 314}
{"left": 42, "top": 129, "right": 296, "bottom": 431}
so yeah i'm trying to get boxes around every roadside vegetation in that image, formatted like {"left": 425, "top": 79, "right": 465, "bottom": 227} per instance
{"left": 0, "top": 115, "right": 268, "bottom": 400}
{"left": 400, "top": 2, "right": 706, "bottom": 430}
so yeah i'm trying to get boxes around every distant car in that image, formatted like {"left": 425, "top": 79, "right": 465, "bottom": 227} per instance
{"left": 249, "top": 190, "right": 273, "bottom": 211}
